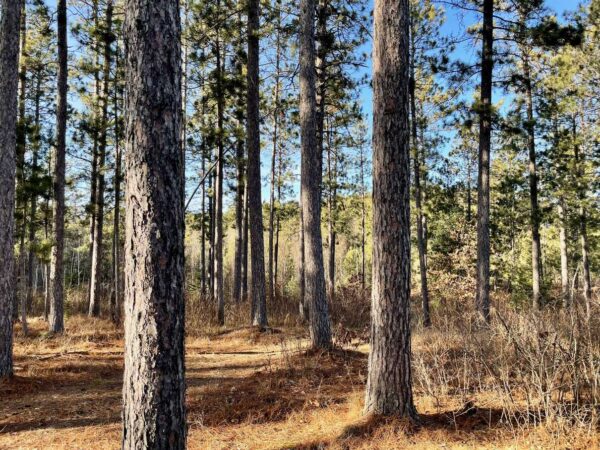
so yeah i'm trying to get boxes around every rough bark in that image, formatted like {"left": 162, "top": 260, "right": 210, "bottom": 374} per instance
{"left": 122, "top": 0, "right": 186, "bottom": 447}
{"left": 476, "top": 0, "right": 493, "bottom": 323}
{"left": 48, "top": 0, "right": 67, "bottom": 334}
{"left": 89, "top": 0, "right": 113, "bottom": 317}
{"left": 300, "top": 0, "right": 331, "bottom": 348}
{"left": 364, "top": 0, "right": 416, "bottom": 418}
{"left": 0, "top": 0, "right": 22, "bottom": 378}
{"left": 247, "top": 0, "right": 268, "bottom": 327}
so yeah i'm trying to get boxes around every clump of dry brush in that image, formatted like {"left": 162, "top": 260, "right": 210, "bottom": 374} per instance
{"left": 412, "top": 303, "right": 600, "bottom": 437}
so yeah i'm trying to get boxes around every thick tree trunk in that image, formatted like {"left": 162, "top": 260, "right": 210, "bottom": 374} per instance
{"left": 89, "top": 0, "right": 113, "bottom": 318}
{"left": 48, "top": 0, "right": 67, "bottom": 334}
{"left": 0, "top": 0, "right": 22, "bottom": 378}
{"left": 300, "top": 0, "right": 331, "bottom": 348}
{"left": 122, "top": 1, "right": 186, "bottom": 447}
{"left": 476, "top": 0, "right": 493, "bottom": 323}
{"left": 247, "top": 0, "right": 268, "bottom": 327}
{"left": 365, "top": 0, "right": 416, "bottom": 418}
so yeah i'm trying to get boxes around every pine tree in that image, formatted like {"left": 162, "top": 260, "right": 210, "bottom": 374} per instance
{"left": 365, "top": 0, "right": 416, "bottom": 418}
{"left": 122, "top": 0, "right": 186, "bottom": 447}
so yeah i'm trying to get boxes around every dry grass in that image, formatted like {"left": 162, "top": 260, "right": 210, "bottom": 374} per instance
{"left": 1, "top": 303, "right": 598, "bottom": 449}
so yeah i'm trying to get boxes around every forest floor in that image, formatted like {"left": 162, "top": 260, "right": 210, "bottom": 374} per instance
{"left": 1, "top": 316, "right": 598, "bottom": 449}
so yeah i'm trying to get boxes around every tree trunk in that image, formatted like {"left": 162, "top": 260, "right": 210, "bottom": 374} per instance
{"left": 476, "top": 0, "right": 493, "bottom": 323}
{"left": 48, "top": 0, "right": 67, "bottom": 334}
{"left": 300, "top": 0, "right": 331, "bottom": 348}
{"left": 233, "top": 139, "right": 245, "bottom": 303}
{"left": 409, "top": 29, "right": 430, "bottom": 328}
{"left": 214, "top": 19, "right": 225, "bottom": 325}
{"left": 200, "top": 147, "right": 207, "bottom": 297}
{"left": 365, "top": 0, "right": 416, "bottom": 418}
{"left": 111, "top": 41, "right": 121, "bottom": 324}
{"left": 573, "top": 120, "right": 591, "bottom": 321}
{"left": 88, "top": 0, "right": 101, "bottom": 301}
{"left": 15, "top": 0, "right": 27, "bottom": 321}
{"left": 0, "top": 0, "right": 22, "bottom": 378}
{"left": 522, "top": 50, "right": 542, "bottom": 310}
{"left": 247, "top": 0, "right": 268, "bottom": 327}
{"left": 122, "top": 1, "right": 186, "bottom": 447}
{"left": 241, "top": 178, "right": 249, "bottom": 301}
{"left": 326, "top": 122, "right": 336, "bottom": 305}
{"left": 25, "top": 75, "right": 43, "bottom": 325}
{"left": 89, "top": 0, "right": 113, "bottom": 318}
{"left": 558, "top": 200, "right": 569, "bottom": 308}
{"left": 299, "top": 189, "right": 308, "bottom": 321}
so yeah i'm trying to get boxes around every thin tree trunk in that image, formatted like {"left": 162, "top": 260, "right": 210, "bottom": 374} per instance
{"left": 214, "top": 17, "right": 225, "bottom": 325}
{"left": 299, "top": 188, "right": 307, "bottom": 320}
{"left": 88, "top": 0, "right": 101, "bottom": 302}
{"left": 49, "top": 0, "right": 67, "bottom": 334}
{"left": 15, "top": 0, "right": 27, "bottom": 321}
{"left": 247, "top": 0, "right": 268, "bottom": 327}
{"left": 409, "top": 28, "right": 430, "bottom": 327}
{"left": 476, "top": 0, "right": 493, "bottom": 323}
{"left": 122, "top": 0, "right": 186, "bottom": 447}
{"left": 233, "top": 139, "right": 245, "bottom": 303}
{"left": 89, "top": 0, "right": 113, "bottom": 318}
{"left": 573, "top": 119, "right": 592, "bottom": 321}
{"left": 558, "top": 200, "right": 569, "bottom": 308}
{"left": 522, "top": 50, "right": 542, "bottom": 310}
{"left": 200, "top": 147, "right": 207, "bottom": 297}
{"left": 25, "top": 75, "right": 43, "bottom": 323}
{"left": 326, "top": 121, "right": 336, "bottom": 305}
{"left": 364, "top": 0, "right": 416, "bottom": 418}
{"left": 241, "top": 178, "right": 249, "bottom": 301}
{"left": 0, "top": 0, "right": 22, "bottom": 378}
{"left": 111, "top": 42, "right": 121, "bottom": 324}
{"left": 300, "top": 0, "right": 331, "bottom": 348}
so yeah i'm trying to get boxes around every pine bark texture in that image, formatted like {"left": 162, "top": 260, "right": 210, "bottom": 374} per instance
{"left": 558, "top": 201, "right": 569, "bottom": 307}
{"left": 247, "top": 0, "right": 268, "bottom": 327}
{"left": 0, "top": 0, "right": 22, "bottom": 378}
{"left": 476, "top": 0, "right": 493, "bottom": 323}
{"left": 122, "top": 1, "right": 186, "bottom": 448}
{"left": 49, "top": 0, "right": 67, "bottom": 334}
{"left": 300, "top": 0, "right": 331, "bottom": 348}
{"left": 364, "top": 0, "right": 416, "bottom": 418}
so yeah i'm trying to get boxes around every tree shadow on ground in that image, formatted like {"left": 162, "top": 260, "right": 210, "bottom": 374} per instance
{"left": 187, "top": 348, "right": 368, "bottom": 426}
